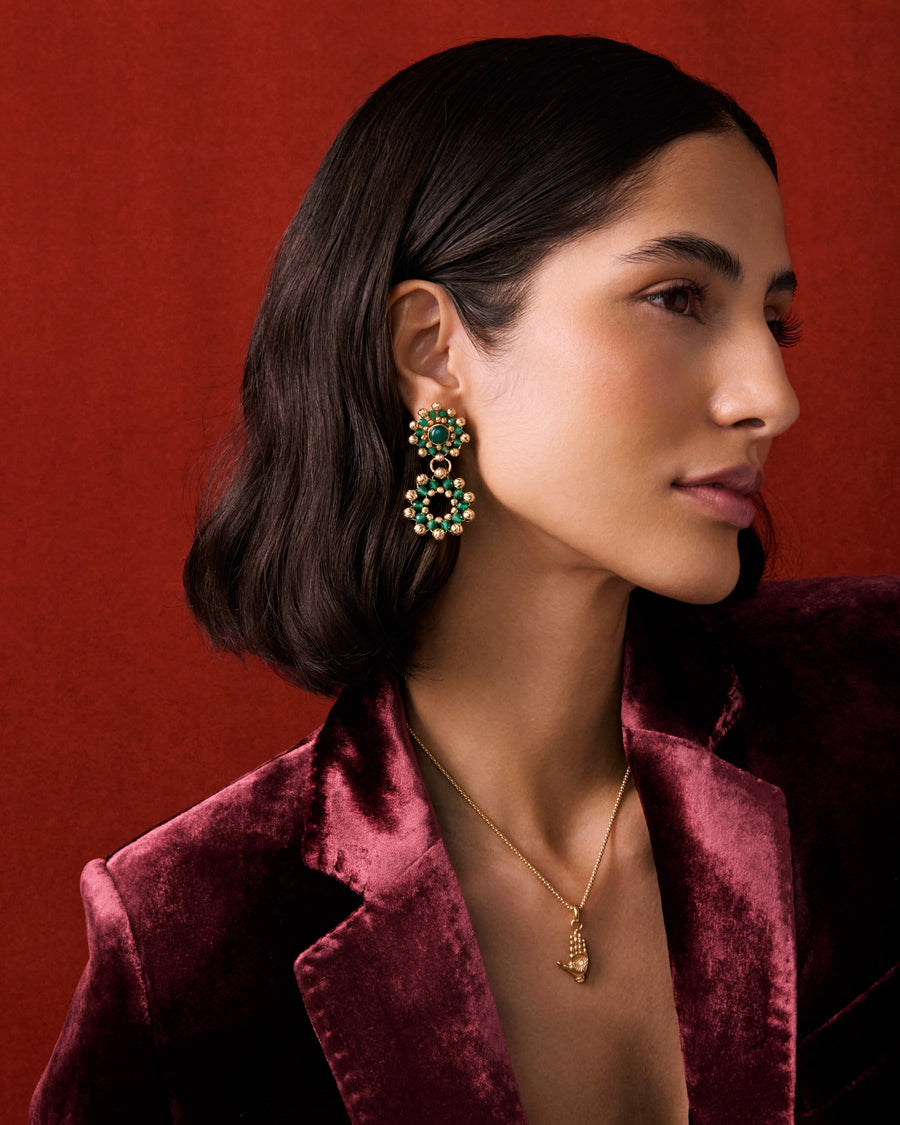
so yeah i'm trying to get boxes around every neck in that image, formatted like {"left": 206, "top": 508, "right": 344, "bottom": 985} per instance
{"left": 403, "top": 515, "right": 634, "bottom": 857}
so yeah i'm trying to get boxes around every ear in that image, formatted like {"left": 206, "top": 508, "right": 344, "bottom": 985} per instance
{"left": 388, "top": 280, "right": 467, "bottom": 414}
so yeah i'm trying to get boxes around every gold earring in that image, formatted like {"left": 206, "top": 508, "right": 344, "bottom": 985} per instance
{"left": 402, "top": 403, "right": 475, "bottom": 540}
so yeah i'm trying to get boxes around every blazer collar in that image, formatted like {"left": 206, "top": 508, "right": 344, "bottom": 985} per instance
{"left": 296, "top": 591, "right": 796, "bottom": 1124}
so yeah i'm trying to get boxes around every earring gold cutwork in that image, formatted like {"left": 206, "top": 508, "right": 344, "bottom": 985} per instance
{"left": 402, "top": 403, "right": 475, "bottom": 540}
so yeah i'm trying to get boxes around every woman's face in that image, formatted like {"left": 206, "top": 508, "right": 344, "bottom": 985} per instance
{"left": 461, "top": 130, "right": 800, "bottom": 603}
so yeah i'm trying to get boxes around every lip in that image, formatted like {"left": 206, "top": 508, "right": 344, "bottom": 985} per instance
{"left": 671, "top": 465, "right": 763, "bottom": 530}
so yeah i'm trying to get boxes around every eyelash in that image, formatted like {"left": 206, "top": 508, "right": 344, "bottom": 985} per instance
{"left": 647, "top": 281, "right": 804, "bottom": 349}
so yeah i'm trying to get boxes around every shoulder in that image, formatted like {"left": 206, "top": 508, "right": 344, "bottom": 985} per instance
{"left": 696, "top": 575, "right": 898, "bottom": 839}
{"left": 45, "top": 725, "right": 360, "bottom": 1119}
{"left": 626, "top": 576, "right": 898, "bottom": 751}
{"left": 701, "top": 574, "right": 899, "bottom": 687}
{"left": 107, "top": 728, "right": 319, "bottom": 885}
{"left": 99, "top": 720, "right": 360, "bottom": 965}
{"left": 707, "top": 572, "right": 898, "bottom": 634}
{"left": 691, "top": 576, "right": 898, "bottom": 790}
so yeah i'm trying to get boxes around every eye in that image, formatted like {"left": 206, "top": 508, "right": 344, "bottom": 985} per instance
{"left": 647, "top": 282, "right": 805, "bottom": 350}
{"left": 645, "top": 281, "right": 708, "bottom": 318}
{"left": 767, "top": 309, "right": 803, "bottom": 349}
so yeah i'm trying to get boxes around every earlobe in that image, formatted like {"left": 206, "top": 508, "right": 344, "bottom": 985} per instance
{"left": 388, "top": 280, "right": 463, "bottom": 411}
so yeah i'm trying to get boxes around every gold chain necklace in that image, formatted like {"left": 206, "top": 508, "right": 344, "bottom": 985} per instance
{"left": 408, "top": 726, "right": 631, "bottom": 984}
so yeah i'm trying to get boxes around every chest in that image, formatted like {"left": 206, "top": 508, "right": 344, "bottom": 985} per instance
{"left": 451, "top": 798, "right": 691, "bottom": 1124}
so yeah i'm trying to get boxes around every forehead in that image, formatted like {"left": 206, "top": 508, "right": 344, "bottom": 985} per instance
{"left": 613, "top": 131, "right": 788, "bottom": 264}
{"left": 629, "top": 131, "right": 786, "bottom": 240}
{"left": 538, "top": 131, "right": 790, "bottom": 286}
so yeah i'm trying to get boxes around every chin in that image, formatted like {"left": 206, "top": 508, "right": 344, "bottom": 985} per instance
{"left": 675, "top": 575, "right": 740, "bottom": 605}
{"left": 637, "top": 542, "right": 742, "bottom": 606}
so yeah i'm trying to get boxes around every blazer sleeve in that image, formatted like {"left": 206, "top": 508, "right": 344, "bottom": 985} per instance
{"left": 29, "top": 859, "right": 171, "bottom": 1124}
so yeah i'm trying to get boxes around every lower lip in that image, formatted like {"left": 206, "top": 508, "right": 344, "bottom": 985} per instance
{"left": 672, "top": 484, "right": 757, "bottom": 529}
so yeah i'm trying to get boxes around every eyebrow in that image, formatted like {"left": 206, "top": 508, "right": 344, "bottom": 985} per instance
{"left": 616, "top": 233, "right": 798, "bottom": 296}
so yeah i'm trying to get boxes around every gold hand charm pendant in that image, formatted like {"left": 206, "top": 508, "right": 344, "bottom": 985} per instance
{"left": 557, "top": 906, "right": 589, "bottom": 983}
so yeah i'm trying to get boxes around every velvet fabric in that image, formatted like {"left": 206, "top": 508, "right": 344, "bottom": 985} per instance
{"left": 30, "top": 576, "right": 899, "bottom": 1123}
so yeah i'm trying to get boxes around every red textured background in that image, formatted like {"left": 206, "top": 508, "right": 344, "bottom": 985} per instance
{"left": 2, "top": 0, "right": 898, "bottom": 1116}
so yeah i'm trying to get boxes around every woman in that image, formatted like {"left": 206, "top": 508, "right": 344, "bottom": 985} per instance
{"left": 31, "top": 35, "right": 897, "bottom": 1125}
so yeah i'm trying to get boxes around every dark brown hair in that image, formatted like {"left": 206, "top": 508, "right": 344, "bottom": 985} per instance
{"left": 184, "top": 35, "right": 779, "bottom": 696}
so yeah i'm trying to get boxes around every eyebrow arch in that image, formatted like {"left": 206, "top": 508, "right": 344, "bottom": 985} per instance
{"left": 616, "top": 232, "right": 798, "bottom": 296}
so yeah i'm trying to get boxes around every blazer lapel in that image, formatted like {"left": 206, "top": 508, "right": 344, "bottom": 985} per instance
{"left": 622, "top": 592, "right": 797, "bottom": 1125}
{"left": 295, "top": 678, "right": 527, "bottom": 1124}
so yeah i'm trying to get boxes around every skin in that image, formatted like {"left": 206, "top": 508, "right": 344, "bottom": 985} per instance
{"left": 389, "top": 130, "right": 800, "bottom": 1123}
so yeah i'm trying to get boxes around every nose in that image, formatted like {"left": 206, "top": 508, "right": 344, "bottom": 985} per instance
{"left": 708, "top": 326, "right": 800, "bottom": 437}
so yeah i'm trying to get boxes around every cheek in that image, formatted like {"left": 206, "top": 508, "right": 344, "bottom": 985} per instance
{"left": 473, "top": 332, "right": 693, "bottom": 521}
{"left": 596, "top": 328, "right": 701, "bottom": 419}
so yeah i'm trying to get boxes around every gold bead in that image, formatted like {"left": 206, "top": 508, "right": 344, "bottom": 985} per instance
{"left": 403, "top": 507, "right": 414, "bottom": 519}
{"left": 447, "top": 408, "right": 456, "bottom": 416}
{"left": 416, "top": 474, "right": 428, "bottom": 485}
{"left": 462, "top": 509, "right": 475, "bottom": 521}
{"left": 409, "top": 421, "right": 417, "bottom": 430}
{"left": 431, "top": 401, "right": 441, "bottom": 410}
{"left": 450, "top": 448, "right": 459, "bottom": 457}
{"left": 463, "top": 492, "right": 474, "bottom": 502}
{"left": 417, "top": 408, "right": 428, "bottom": 418}
{"left": 408, "top": 435, "right": 417, "bottom": 445}
{"left": 432, "top": 528, "right": 446, "bottom": 540}
{"left": 456, "top": 417, "right": 466, "bottom": 426}
{"left": 461, "top": 433, "right": 470, "bottom": 443}
{"left": 453, "top": 478, "right": 465, "bottom": 488}
{"left": 405, "top": 490, "right": 416, "bottom": 501}
{"left": 450, "top": 523, "right": 463, "bottom": 535}
{"left": 418, "top": 448, "right": 427, "bottom": 457}
{"left": 434, "top": 468, "right": 447, "bottom": 479}
{"left": 414, "top": 523, "right": 427, "bottom": 535}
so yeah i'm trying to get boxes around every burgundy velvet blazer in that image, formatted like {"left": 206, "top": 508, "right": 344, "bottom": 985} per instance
{"left": 31, "top": 576, "right": 899, "bottom": 1124}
